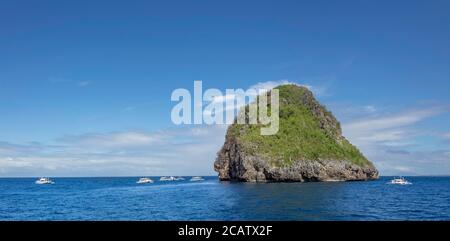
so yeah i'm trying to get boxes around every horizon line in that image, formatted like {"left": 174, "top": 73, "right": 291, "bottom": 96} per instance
{"left": 0, "top": 175, "right": 449, "bottom": 179}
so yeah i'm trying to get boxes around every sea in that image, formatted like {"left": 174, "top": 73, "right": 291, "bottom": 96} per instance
{"left": 0, "top": 176, "right": 449, "bottom": 220}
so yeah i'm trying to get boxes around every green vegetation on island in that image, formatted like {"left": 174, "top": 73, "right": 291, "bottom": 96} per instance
{"left": 228, "top": 85, "right": 372, "bottom": 168}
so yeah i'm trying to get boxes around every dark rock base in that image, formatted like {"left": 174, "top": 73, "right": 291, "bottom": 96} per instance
{"left": 214, "top": 142, "right": 379, "bottom": 182}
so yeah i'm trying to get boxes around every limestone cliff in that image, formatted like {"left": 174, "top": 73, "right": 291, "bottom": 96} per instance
{"left": 214, "top": 85, "right": 379, "bottom": 182}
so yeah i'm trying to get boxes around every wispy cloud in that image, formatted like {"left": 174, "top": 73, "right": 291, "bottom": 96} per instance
{"left": 339, "top": 103, "right": 450, "bottom": 175}
{"left": 343, "top": 105, "right": 447, "bottom": 146}
{"left": 248, "top": 79, "right": 326, "bottom": 97}
{"left": 0, "top": 125, "right": 228, "bottom": 177}
{"left": 248, "top": 80, "right": 297, "bottom": 91}
{"left": 0, "top": 79, "right": 328, "bottom": 177}
{"left": 371, "top": 149, "right": 450, "bottom": 176}
{"left": 59, "top": 131, "right": 159, "bottom": 148}
{"left": 208, "top": 80, "right": 326, "bottom": 116}
{"left": 344, "top": 107, "right": 444, "bottom": 133}
{"left": 442, "top": 132, "right": 450, "bottom": 141}
{"left": 48, "top": 77, "right": 91, "bottom": 88}
{"left": 0, "top": 141, "right": 57, "bottom": 155}
{"left": 2, "top": 78, "right": 450, "bottom": 176}
{"left": 328, "top": 103, "right": 385, "bottom": 123}
{"left": 77, "top": 81, "right": 91, "bottom": 87}
{"left": 363, "top": 105, "right": 377, "bottom": 113}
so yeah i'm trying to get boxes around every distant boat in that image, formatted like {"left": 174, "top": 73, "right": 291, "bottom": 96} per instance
{"left": 160, "top": 176, "right": 176, "bottom": 181}
{"left": 35, "top": 177, "right": 54, "bottom": 185}
{"left": 190, "top": 176, "right": 204, "bottom": 182}
{"left": 389, "top": 177, "right": 411, "bottom": 185}
{"left": 136, "top": 177, "right": 153, "bottom": 184}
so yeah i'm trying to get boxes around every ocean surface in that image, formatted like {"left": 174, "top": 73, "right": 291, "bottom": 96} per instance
{"left": 0, "top": 176, "right": 449, "bottom": 220}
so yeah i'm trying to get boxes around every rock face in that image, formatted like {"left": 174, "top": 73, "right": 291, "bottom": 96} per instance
{"left": 214, "top": 85, "right": 379, "bottom": 182}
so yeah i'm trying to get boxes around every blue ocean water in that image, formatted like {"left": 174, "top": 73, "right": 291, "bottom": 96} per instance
{"left": 0, "top": 176, "right": 449, "bottom": 220}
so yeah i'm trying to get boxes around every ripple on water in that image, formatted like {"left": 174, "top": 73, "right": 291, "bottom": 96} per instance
{"left": 0, "top": 176, "right": 449, "bottom": 220}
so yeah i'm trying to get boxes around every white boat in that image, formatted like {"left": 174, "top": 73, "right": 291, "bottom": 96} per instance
{"left": 35, "top": 177, "right": 54, "bottom": 185}
{"left": 159, "top": 176, "right": 176, "bottom": 181}
{"left": 190, "top": 176, "right": 204, "bottom": 181}
{"left": 136, "top": 177, "right": 153, "bottom": 184}
{"left": 174, "top": 177, "right": 185, "bottom": 181}
{"left": 389, "top": 177, "right": 411, "bottom": 185}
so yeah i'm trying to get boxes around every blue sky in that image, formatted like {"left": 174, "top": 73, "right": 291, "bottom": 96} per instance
{"left": 1, "top": 0, "right": 450, "bottom": 176}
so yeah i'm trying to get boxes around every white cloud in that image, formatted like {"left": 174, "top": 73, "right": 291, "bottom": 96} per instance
{"left": 59, "top": 131, "right": 159, "bottom": 148}
{"left": 0, "top": 141, "right": 50, "bottom": 155}
{"left": 343, "top": 106, "right": 447, "bottom": 146}
{"left": 339, "top": 103, "right": 450, "bottom": 175}
{"left": 344, "top": 107, "right": 444, "bottom": 134}
{"left": 392, "top": 165, "right": 414, "bottom": 173}
{"left": 442, "top": 132, "right": 450, "bottom": 140}
{"left": 0, "top": 157, "right": 33, "bottom": 169}
{"left": 0, "top": 125, "right": 228, "bottom": 177}
{"left": 364, "top": 105, "right": 377, "bottom": 113}
{"left": 249, "top": 80, "right": 296, "bottom": 91}
{"left": 3, "top": 78, "right": 449, "bottom": 177}
{"left": 357, "top": 130, "right": 408, "bottom": 143}
{"left": 248, "top": 79, "right": 325, "bottom": 96}
{"left": 206, "top": 80, "right": 324, "bottom": 116}
{"left": 372, "top": 149, "right": 450, "bottom": 176}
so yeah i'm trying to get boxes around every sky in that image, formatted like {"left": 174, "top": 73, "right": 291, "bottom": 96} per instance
{"left": 1, "top": 0, "right": 450, "bottom": 176}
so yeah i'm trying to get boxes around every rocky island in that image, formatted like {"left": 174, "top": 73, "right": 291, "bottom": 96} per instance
{"left": 214, "top": 84, "right": 379, "bottom": 182}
